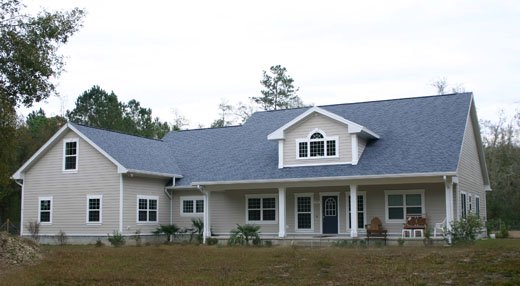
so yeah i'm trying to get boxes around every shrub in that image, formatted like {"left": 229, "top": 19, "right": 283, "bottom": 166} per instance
{"left": 397, "top": 237, "right": 405, "bottom": 246}
{"left": 107, "top": 231, "right": 125, "bottom": 247}
{"left": 55, "top": 230, "right": 67, "bottom": 246}
{"left": 95, "top": 238, "right": 104, "bottom": 247}
{"left": 27, "top": 221, "right": 40, "bottom": 242}
{"left": 334, "top": 240, "right": 352, "bottom": 248}
{"left": 263, "top": 240, "right": 273, "bottom": 247}
{"left": 447, "top": 214, "right": 483, "bottom": 244}
{"left": 206, "top": 237, "right": 219, "bottom": 245}
{"left": 499, "top": 222, "right": 509, "bottom": 238}
{"left": 131, "top": 229, "right": 142, "bottom": 246}
{"left": 153, "top": 224, "right": 179, "bottom": 243}
{"left": 191, "top": 218, "right": 204, "bottom": 244}
{"left": 228, "top": 224, "right": 261, "bottom": 246}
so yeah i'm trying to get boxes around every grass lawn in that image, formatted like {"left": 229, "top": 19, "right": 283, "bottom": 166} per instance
{"left": 2, "top": 239, "right": 520, "bottom": 285}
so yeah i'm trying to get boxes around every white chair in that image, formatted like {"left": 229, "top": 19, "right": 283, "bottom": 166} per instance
{"left": 433, "top": 218, "right": 446, "bottom": 238}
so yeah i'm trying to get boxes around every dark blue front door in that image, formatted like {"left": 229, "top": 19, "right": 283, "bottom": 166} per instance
{"left": 322, "top": 196, "right": 338, "bottom": 234}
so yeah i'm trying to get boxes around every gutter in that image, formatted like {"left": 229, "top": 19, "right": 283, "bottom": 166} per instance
{"left": 191, "top": 171, "right": 457, "bottom": 186}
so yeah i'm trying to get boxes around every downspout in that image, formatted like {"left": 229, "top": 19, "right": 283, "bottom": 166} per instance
{"left": 15, "top": 180, "right": 24, "bottom": 236}
{"left": 197, "top": 185, "right": 209, "bottom": 244}
{"left": 164, "top": 176, "right": 174, "bottom": 225}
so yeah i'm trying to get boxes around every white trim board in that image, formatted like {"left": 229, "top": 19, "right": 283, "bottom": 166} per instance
{"left": 267, "top": 106, "right": 380, "bottom": 140}
{"left": 192, "top": 171, "right": 457, "bottom": 186}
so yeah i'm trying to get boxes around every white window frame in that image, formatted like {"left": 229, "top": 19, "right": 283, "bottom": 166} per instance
{"left": 86, "top": 195, "right": 103, "bottom": 224}
{"left": 180, "top": 196, "right": 205, "bottom": 217}
{"left": 294, "top": 193, "right": 314, "bottom": 232}
{"left": 475, "top": 195, "right": 480, "bottom": 217}
{"left": 62, "top": 138, "right": 79, "bottom": 173}
{"left": 136, "top": 195, "right": 159, "bottom": 224}
{"left": 245, "top": 194, "right": 278, "bottom": 224}
{"left": 384, "top": 190, "right": 425, "bottom": 223}
{"left": 296, "top": 129, "right": 339, "bottom": 160}
{"left": 38, "top": 196, "right": 53, "bottom": 225}
{"left": 461, "top": 192, "right": 467, "bottom": 218}
{"left": 347, "top": 191, "right": 367, "bottom": 230}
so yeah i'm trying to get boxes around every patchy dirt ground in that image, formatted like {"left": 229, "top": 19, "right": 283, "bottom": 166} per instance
{"left": 0, "top": 232, "right": 41, "bottom": 274}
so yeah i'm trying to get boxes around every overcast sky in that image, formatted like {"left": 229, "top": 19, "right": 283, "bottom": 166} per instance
{"left": 23, "top": 0, "right": 520, "bottom": 128}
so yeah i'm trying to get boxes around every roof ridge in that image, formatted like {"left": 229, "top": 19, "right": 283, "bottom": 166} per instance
{"left": 250, "top": 92, "right": 473, "bottom": 114}
{"left": 69, "top": 122, "right": 164, "bottom": 142}
{"left": 318, "top": 92, "right": 473, "bottom": 108}
{"left": 174, "top": 124, "right": 242, "bottom": 132}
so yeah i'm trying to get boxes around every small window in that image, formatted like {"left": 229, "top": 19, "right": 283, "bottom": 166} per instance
{"left": 298, "top": 142, "right": 308, "bottom": 158}
{"left": 326, "top": 140, "right": 336, "bottom": 156}
{"left": 310, "top": 132, "right": 324, "bottom": 139}
{"left": 297, "top": 130, "right": 338, "bottom": 159}
{"left": 38, "top": 197, "right": 53, "bottom": 224}
{"left": 461, "top": 192, "right": 467, "bottom": 218}
{"left": 137, "top": 196, "right": 158, "bottom": 223}
{"left": 475, "top": 196, "right": 480, "bottom": 217}
{"left": 246, "top": 195, "right": 277, "bottom": 224}
{"left": 348, "top": 192, "right": 366, "bottom": 229}
{"left": 180, "top": 196, "right": 204, "bottom": 216}
{"left": 385, "top": 190, "right": 424, "bottom": 222}
{"left": 87, "top": 195, "right": 102, "bottom": 223}
{"left": 63, "top": 139, "right": 78, "bottom": 171}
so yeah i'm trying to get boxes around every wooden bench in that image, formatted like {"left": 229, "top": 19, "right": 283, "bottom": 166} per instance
{"left": 365, "top": 217, "right": 388, "bottom": 245}
{"left": 402, "top": 215, "right": 427, "bottom": 238}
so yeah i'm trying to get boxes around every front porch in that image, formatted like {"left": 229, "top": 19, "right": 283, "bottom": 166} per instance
{"left": 181, "top": 176, "right": 458, "bottom": 243}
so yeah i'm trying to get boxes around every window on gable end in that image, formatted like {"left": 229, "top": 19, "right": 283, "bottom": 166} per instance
{"left": 63, "top": 138, "right": 78, "bottom": 172}
{"left": 297, "top": 130, "right": 338, "bottom": 159}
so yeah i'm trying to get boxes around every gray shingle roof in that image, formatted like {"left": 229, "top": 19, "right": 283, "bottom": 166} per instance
{"left": 71, "top": 123, "right": 182, "bottom": 176}
{"left": 162, "top": 93, "right": 472, "bottom": 186}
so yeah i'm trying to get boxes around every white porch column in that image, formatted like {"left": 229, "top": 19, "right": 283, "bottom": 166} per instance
{"left": 278, "top": 187, "right": 286, "bottom": 238}
{"left": 444, "top": 176, "right": 454, "bottom": 243}
{"left": 203, "top": 190, "right": 211, "bottom": 243}
{"left": 350, "top": 184, "right": 358, "bottom": 237}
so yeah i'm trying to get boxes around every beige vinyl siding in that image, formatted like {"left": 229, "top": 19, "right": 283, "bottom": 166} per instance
{"left": 175, "top": 189, "right": 281, "bottom": 235}
{"left": 457, "top": 114, "right": 487, "bottom": 220}
{"left": 201, "top": 183, "right": 446, "bottom": 237}
{"left": 283, "top": 114, "right": 351, "bottom": 166}
{"left": 359, "top": 183, "right": 446, "bottom": 235}
{"left": 23, "top": 131, "right": 119, "bottom": 235}
{"left": 171, "top": 190, "right": 205, "bottom": 229}
{"left": 286, "top": 186, "right": 347, "bottom": 234}
{"left": 123, "top": 175, "right": 170, "bottom": 235}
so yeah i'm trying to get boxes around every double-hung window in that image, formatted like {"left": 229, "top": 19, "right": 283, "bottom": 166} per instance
{"left": 385, "top": 190, "right": 424, "bottom": 222}
{"left": 38, "top": 196, "right": 53, "bottom": 224}
{"left": 297, "top": 130, "right": 338, "bottom": 159}
{"left": 461, "top": 192, "right": 467, "bottom": 218}
{"left": 246, "top": 195, "right": 277, "bottom": 224}
{"left": 348, "top": 192, "right": 366, "bottom": 229}
{"left": 295, "top": 194, "right": 313, "bottom": 231}
{"left": 63, "top": 139, "right": 78, "bottom": 172}
{"left": 180, "top": 196, "right": 204, "bottom": 216}
{"left": 475, "top": 196, "right": 480, "bottom": 217}
{"left": 87, "top": 195, "right": 102, "bottom": 224}
{"left": 137, "top": 196, "right": 158, "bottom": 223}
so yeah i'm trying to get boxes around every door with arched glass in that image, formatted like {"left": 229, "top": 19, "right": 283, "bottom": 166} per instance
{"left": 322, "top": 196, "right": 338, "bottom": 234}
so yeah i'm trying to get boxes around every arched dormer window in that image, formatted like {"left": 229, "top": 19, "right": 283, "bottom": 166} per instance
{"left": 297, "top": 130, "right": 338, "bottom": 159}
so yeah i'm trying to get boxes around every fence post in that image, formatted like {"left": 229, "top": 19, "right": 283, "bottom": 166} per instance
{"left": 6, "top": 218, "right": 10, "bottom": 233}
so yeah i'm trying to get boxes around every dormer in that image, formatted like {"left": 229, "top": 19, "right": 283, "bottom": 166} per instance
{"left": 268, "top": 106, "right": 379, "bottom": 168}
